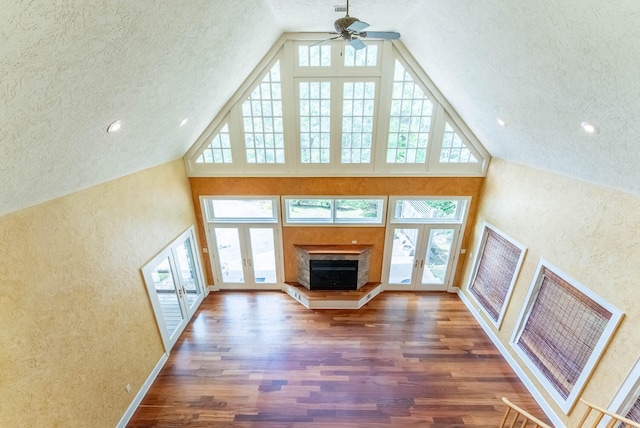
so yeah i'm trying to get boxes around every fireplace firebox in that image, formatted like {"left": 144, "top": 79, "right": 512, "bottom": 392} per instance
{"left": 310, "top": 259, "right": 358, "bottom": 290}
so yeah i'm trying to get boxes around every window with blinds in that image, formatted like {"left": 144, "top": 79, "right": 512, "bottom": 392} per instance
{"left": 468, "top": 224, "right": 525, "bottom": 327}
{"left": 511, "top": 260, "right": 624, "bottom": 413}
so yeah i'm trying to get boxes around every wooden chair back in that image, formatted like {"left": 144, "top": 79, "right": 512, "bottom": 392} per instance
{"left": 500, "top": 397, "right": 553, "bottom": 428}
{"left": 577, "top": 399, "right": 640, "bottom": 428}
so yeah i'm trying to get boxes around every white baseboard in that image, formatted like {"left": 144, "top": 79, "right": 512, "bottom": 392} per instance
{"left": 456, "top": 290, "right": 565, "bottom": 428}
{"left": 206, "top": 284, "right": 216, "bottom": 295}
{"left": 116, "top": 352, "right": 169, "bottom": 428}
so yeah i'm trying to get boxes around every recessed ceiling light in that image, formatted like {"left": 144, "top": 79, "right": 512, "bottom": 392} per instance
{"left": 581, "top": 121, "right": 598, "bottom": 134}
{"left": 107, "top": 120, "right": 122, "bottom": 133}
{"left": 496, "top": 117, "right": 507, "bottom": 127}
{"left": 180, "top": 118, "right": 189, "bottom": 127}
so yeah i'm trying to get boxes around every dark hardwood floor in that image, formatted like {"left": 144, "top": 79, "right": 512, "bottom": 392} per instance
{"left": 127, "top": 291, "right": 549, "bottom": 427}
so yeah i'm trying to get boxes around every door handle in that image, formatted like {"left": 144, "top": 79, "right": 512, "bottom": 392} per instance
{"left": 414, "top": 260, "right": 419, "bottom": 268}
{"left": 243, "top": 258, "right": 246, "bottom": 267}
{"left": 420, "top": 260, "right": 424, "bottom": 269}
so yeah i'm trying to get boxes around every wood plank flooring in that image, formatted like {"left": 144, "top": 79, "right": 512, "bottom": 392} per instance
{"left": 128, "top": 291, "right": 549, "bottom": 427}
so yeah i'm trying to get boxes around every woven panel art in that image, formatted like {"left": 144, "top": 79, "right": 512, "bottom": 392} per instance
{"left": 470, "top": 227, "right": 522, "bottom": 322}
{"left": 516, "top": 267, "right": 612, "bottom": 399}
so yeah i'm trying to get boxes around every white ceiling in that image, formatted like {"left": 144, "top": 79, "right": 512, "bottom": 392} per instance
{"left": 2, "top": 0, "right": 639, "bottom": 216}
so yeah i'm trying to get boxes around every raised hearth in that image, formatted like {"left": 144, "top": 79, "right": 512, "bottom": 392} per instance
{"left": 295, "top": 244, "right": 372, "bottom": 290}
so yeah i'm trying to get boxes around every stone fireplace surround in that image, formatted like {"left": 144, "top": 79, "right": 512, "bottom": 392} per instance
{"left": 294, "top": 244, "right": 372, "bottom": 290}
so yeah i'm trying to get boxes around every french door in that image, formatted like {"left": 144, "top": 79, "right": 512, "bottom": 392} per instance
{"left": 142, "top": 226, "right": 205, "bottom": 352}
{"left": 208, "top": 223, "right": 282, "bottom": 289}
{"left": 383, "top": 224, "right": 460, "bottom": 290}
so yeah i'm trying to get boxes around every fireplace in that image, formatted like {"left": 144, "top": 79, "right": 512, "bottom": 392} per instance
{"left": 310, "top": 259, "right": 359, "bottom": 290}
{"left": 295, "top": 244, "right": 372, "bottom": 290}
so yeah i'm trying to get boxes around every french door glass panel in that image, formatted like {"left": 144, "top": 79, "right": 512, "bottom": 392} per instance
{"left": 388, "top": 227, "right": 419, "bottom": 285}
{"left": 421, "top": 228, "right": 454, "bottom": 286}
{"left": 175, "top": 237, "right": 203, "bottom": 311}
{"left": 249, "top": 227, "right": 277, "bottom": 284}
{"left": 214, "top": 227, "right": 245, "bottom": 284}
{"left": 150, "top": 257, "right": 187, "bottom": 339}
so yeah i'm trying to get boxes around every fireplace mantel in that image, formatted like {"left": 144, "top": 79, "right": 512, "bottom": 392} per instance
{"left": 294, "top": 244, "right": 372, "bottom": 255}
{"left": 295, "top": 244, "right": 372, "bottom": 290}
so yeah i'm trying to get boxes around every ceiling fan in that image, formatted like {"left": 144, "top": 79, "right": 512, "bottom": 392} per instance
{"left": 314, "top": 0, "right": 401, "bottom": 50}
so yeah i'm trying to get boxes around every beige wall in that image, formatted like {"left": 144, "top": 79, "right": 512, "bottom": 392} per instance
{"left": 189, "top": 176, "right": 484, "bottom": 286}
{"left": 459, "top": 159, "right": 640, "bottom": 426}
{"left": 0, "top": 160, "right": 197, "bottom": 426}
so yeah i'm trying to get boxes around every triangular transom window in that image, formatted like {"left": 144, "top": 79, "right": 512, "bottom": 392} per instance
{"left": 440, "top": 122, "right": 478, "bottom": 164}
{"left": 196, "top": 122, "right": 232, "bottom": 164}
{"left": 186, "top": 36, "right": 489, "bottom": 177}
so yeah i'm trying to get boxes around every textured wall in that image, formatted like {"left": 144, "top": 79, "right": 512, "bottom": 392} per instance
{"left": 0, "top": 0, "right": 281, "bottom": 217}
{"left": 459, "top": 159, "right": 640, "bottom": 425}
{"left": 0, "top": 160, "right": 197, "bottom": 426}
{"left": 189, "top": 176, "right": 484, "bottom": 286}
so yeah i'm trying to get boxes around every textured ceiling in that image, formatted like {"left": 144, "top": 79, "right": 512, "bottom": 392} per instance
{"left": 2, "top": 0, "right": 640, "bottom": 216}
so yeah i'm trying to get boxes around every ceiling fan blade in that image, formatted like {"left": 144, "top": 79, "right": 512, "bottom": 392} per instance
{"left": 309, "top": 35, "right": 341, "bottom": 48}
{"left": 349, "top": 38, "right": 366, "bottom": 50}
{"left": 361, "top": 31, "right": 401, "bottom": 40}
{"left": 347, "top": 20, "right": 369, "bottom": 32}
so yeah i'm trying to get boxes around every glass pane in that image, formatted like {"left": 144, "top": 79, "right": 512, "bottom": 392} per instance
{"left": 388, "top": 228, "right": 418, "bottom": 284}
{"left": 287, "top": 199, "right": 332, "bottom": 220}
{"left": 249, "top": 228, "right": 277, "bottom": 284}
{"left": 394, "top": 199, "right": 459, "bottom": 220}
{"left": 175, "top": 237, "right": 201, "bottom": 309}
{"left": 386, "top": 60, "right": 433, "bottom": 164}
{"left": 439, "top": 121, "right": 479, "bottom": 164}
{"left": 344, "top": 44, "right": 378, "bottom": 67}
{"left": 341, "top": 81, "right": 375, "bottom": 164}
{"left": 335, "top": 199, "right": 383, "bottom": 223}
{"left": 422, "top": 229, "right": 454, "bottom": 284}
{"left": 150, "top": 257, "right": 185, "bottom": 337}
{"left": 210, "top": 199, "right": 275, "bottom": 220}
{"left": 242, "top": 61, "right": 285, "bottom": 164}
{"left": 196, "top": 123, "right": 232, "bottom": 164}
{"left": 298, "top": 44, "right": 331, "bottom": 67}
{"left": 299, "top": 81, "right": 331, "bottom": 164}
{"left": 214, "top": 228, "right": 244, "bottom": 283}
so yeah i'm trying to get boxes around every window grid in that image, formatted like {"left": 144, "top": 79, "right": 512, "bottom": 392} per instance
{"left": 344, "top": 45, "right": 378, "bottom": 67}
{"left": 516, "top": 267, "right": 612, "bottom": 399}
{"left": 469, "top": 228, "right": 522, "bottom": 322}
{"left": 196, "top": 123, "right": 232, "bottom": 164}
{"left": 342, "top": 82, "right": 375, "bottom": 163}
{"left": 298, "top": 45, "right": 331, "bottom": 67}
{"left": 440, "top": 122, "right": 478, "bottom": 163}
{"left": 386, "top": 60, "right": 433, "bottom": 164}
{"left": 299, "top": 81, "right": 331, "bottom": 163}
{"left": 242, "top": 61, "right": 285, "bottom": 164}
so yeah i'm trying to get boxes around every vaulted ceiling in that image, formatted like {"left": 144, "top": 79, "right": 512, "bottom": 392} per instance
{"left": 2, "top": 0, "right": 639, "bottom": 216}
